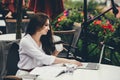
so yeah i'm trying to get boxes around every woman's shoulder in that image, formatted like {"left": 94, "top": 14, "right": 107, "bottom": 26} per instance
{"left": 20, "top": 34, "right": 32, "bottom": 44}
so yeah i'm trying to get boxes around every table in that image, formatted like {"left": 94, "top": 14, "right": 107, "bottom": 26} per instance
{"left": 72, "top": 63, "right": 120, "bottom": 80}
{"left": 0, "top": 20, "right": 6, "bottom": 34}
{"left": 5, "top": 19, "right": 29, "bottom": 33}
{"left": 30, "top": 63, "right": 120, "bottom": 80}
{"left": 0, "top": 33, "right": 24, "bottom": 41}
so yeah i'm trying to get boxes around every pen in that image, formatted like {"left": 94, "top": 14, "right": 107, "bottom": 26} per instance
{"left": 56, "top": 70, "right": 66, "bottom": 77}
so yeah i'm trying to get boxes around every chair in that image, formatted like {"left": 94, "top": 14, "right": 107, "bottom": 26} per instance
{"left": 5, "top": 19, "right": 29, "bottom": 33}
{"left": 54, "top": 30, "right": 75, "bottom": 58}
{"left": 53, "top": 26, "right": 82, "bottom": 60}
{"left": 0, "top": 40, "right": 22, "bottom": 80}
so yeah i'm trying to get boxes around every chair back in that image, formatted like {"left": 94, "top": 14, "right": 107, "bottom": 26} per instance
{"left": 54, "top": 26, "right": 82, "bottom": 58}
{"left": 71, "top": 26, "right": 82, "bottom": 48}
{"left": 6, "top": 42, "right": 19, "bottom": 75}
{"left": 0, "top": 40, "right": 20, "bottom": 80}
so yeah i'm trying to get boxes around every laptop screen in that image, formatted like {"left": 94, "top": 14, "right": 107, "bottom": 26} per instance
{"left": 98, "top": 44, "right": 105, "bottom": 64}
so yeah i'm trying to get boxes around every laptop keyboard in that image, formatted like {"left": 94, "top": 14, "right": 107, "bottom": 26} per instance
{"left": 86, "top": 63, "right": 98, "bottom": 69}
{"left": 77, "top": 63, "right": 99, "bottom": 70}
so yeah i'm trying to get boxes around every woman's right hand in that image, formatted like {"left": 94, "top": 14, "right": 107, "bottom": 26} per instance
{"left": 54, "top": 57, "right": 82, "bottom": 66}
{"left": 69, "top": 59, "right": 82, "bottom": 66}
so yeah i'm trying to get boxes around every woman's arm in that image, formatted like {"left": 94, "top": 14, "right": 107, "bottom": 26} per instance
{"left": 5, "top": 11, "right": 13, "bottom": 18}
{"left": 53, "top": 57, "right": 82, "bottom": 66}
{"left": 52, "top": 50, "right": 59, "bottom": 56}
{"left": 52, "top": 50, "right": 60, "bottom": 56}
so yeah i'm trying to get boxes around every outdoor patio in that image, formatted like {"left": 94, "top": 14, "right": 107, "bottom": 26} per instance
{"left": 0, "top": 0, "right": 120, "bottom": 80}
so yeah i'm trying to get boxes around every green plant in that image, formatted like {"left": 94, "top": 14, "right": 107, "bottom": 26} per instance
{"left": 52, "top": 0, "right": 120, "bottom": 64}
{"left": 88, "top": 17, "right": 115, "bottom": 43}
{"left": 51, "top": 9, "right": 84, "bottom": 31}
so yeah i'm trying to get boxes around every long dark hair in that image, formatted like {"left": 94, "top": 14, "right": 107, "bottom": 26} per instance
{"left": 26, "top": 12, "right": 55, "bottom": 55}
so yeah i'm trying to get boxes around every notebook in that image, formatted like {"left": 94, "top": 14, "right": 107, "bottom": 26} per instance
{"left": 78, "top": 44, "right": 105, "bottom": 70}
{"left": 30, "top": 66, "right": 66, "bottom": 77}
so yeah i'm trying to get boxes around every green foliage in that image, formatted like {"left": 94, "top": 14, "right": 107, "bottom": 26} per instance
{"left": 51, "top": 8, "right": 84, "bottom": 31}
{"left": 88, "top": 17, "right": 116, "bottom": 43}
{"left": 63, "top": 0, "right": 83, "bottom": 10}
{"left": 52, "top": 0, "right": 120, "bottom": 64}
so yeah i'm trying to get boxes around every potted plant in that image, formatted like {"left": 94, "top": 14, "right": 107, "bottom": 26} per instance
{"left": 51, "top": 9, "right": 84, "bottom": 31}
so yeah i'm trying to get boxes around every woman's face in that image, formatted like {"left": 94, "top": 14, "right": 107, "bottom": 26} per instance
{"left": 38, "top": 19, "right": 50, "bottom": 35}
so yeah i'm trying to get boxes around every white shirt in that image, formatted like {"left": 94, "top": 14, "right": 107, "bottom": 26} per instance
{"left": 17, "top": 34, "right": 56, "bottom": 69}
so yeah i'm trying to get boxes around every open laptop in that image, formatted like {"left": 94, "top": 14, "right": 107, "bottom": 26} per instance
{"left": 78, "top": 44, "right": 105, "bottom": 70}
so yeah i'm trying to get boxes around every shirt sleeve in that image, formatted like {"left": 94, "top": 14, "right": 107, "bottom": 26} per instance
{"left": 19, "top": 38, "right": 56, "bottom": 66}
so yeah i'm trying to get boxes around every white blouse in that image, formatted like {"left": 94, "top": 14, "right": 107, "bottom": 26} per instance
{"left": 17, "top": 34, "right": 56, "bottom": 69}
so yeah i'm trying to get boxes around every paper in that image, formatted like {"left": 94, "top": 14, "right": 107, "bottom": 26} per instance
{"left": 53, "top": 35, "right": 63, "bottom": 52}
{"left": 30, "top": 66, "right": 66, "bottom": 78}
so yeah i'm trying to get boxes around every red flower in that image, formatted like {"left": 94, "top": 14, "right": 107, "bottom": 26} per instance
{"left": 94, "top": 20, "right": 102, "bottom": 25}
{"left": 60, "top": 15, "right": 66, "bottom": 20}
{"left": 63, "top": 10, "right": 69, "bottom": 16}
{"left": 101, "top": 25, "right": 108, "bottom": 29}
{"left": 57, "top": 18, "right": 61, "bottom": 22}
{"left": 107, "top": 24, "right": 115, "bottom": 32}
{"left": 101, "top": 23, "right": 114, "bottom": 32}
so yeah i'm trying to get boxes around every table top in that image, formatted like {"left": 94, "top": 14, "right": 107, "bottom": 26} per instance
{"left": 72, "top": 63, "right": 120, "bottom": 80}
{"left": 30, "top": 63, "right": 120, "bottom": 80}
{"left": 0, "top": 33, "right": 24, "bottom": 41}
{"left": 0, "top": 20, "right": 6, "bottom": 26}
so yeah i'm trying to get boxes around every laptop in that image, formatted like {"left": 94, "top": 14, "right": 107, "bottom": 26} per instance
{"left": 78, "top": 44, "right": 105, "bottom": 70}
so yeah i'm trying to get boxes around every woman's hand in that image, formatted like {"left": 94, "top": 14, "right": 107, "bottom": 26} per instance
{"left": 69, "top": 59, "right": 82, "bottom": 66}
{"left": 5, "top": 11, "right": 13, "bottom": 18}
{"left": 54, "top": 57, "right": 82, "bottom": 66}
{"left": 52, "top": 50, "right": 60, "bottom": 56}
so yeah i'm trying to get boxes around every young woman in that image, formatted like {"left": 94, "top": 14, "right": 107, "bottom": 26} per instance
{"left": 16, "top": 12, "right": 82, "bottom": 77}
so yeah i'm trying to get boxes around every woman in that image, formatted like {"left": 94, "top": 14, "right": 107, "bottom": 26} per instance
{"left": 16, "top": 12, "right": 82, "bottom": 78}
